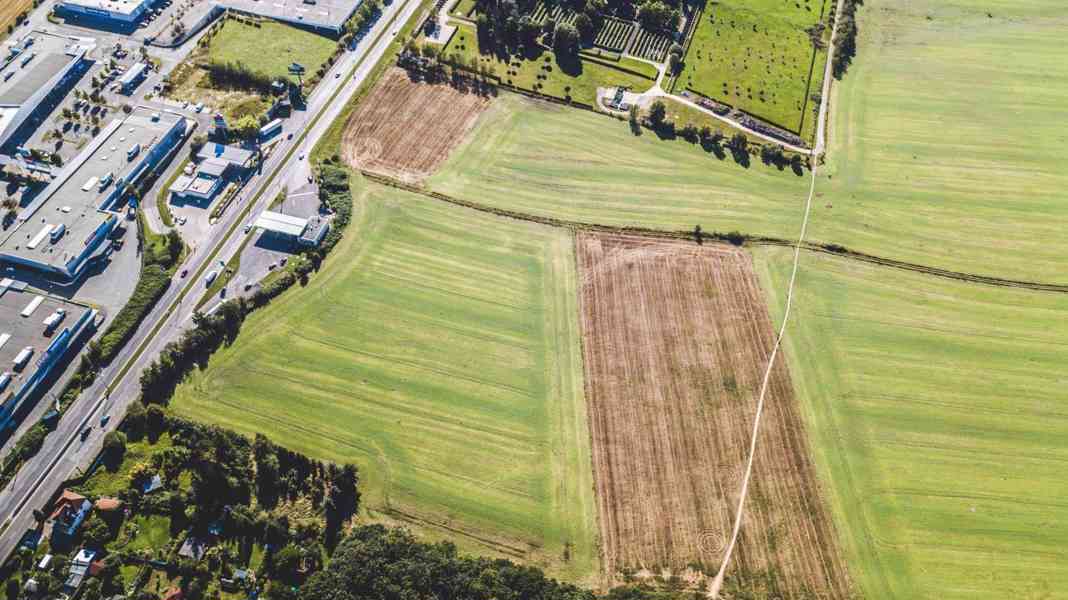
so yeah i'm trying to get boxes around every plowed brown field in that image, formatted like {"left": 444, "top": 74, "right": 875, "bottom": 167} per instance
{"left": 340, "top": 67, "right": 489, "bottom": 181}
{"left": 1, "top": 1, "right": 32, "bottom": 38}
{"left": 578, "top": 233, "right": 849, "bottom": 598}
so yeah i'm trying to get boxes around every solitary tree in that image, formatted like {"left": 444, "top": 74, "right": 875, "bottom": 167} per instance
{"left": 553, "top": 23, "right": 580, "bottom": 57}
{"left": 102, "top": 430, "right": 127, "bottom": 470}
{"left": 647, "top": 100, "right": 667, "bottom": 128}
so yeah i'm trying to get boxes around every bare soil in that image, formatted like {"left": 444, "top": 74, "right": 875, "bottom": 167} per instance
{"left": 577, "top": 233, "right": 849, "bottom": 598}
{"left": 341, "top": 68, "right": 490, "bottom": 182}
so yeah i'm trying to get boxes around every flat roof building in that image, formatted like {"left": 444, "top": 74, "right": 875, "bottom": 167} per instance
{"left": 0, "top": 279, "right": 95, "bottom": 431}
{"left": 217, "top": 0, "right": 363, "bottom": 35}
{"left": 0, "top": 107, "right": 189, "bottom": 280}
{"left": 0, "top": 32, "right": 93, "bottom": 153}
{"left": 254, "top": 210, "right": 330, "bottom": 246}
{"left": 118, "top": 61, "right": 148, "bottom": 94}
{"left": 56, "top": 0, "right": 157, "bottom": 25}
{"left": 196, "top": 143, "right": 254, "bottom": 169}
{"left": 169, "top": 158, "right": 229, "bottom": 204}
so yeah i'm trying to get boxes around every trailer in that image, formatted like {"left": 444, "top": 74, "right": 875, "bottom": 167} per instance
{"left": 13, "top": 347, "right": 34, "bottom": 370}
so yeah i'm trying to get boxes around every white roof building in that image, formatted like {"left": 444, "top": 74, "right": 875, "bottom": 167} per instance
{"left": 254, "top": 211, "right": 308, "bottom": 237}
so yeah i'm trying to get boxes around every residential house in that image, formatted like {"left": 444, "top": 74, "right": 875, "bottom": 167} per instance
{"left": 49, "top": 490, "right": 92, "bottom": 551}
{"left": 64, "top": 548, "right": 96, "bottom": 592}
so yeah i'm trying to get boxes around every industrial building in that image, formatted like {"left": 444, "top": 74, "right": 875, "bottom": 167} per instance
{"left": 59, "top": 0, "right": 360, "bottom": 34}
{"left": 253, "top": 210, "right": 330, "bottom": 246}
{"left": 118, "top": 61, "right": 148, "bottom": 94}
{"left": 170, "top": 143, "right": 254, "bottom": 204}
{"left": 214, "top": 0, "right": 363, "bottom": 35}
{"left": 55, "top": 0, "right": 158, "bottom": 26}
{"left": 0, "top": 107, "right": 190, "bottom": 280}
{"left": 0, "top": 32, "right": 94, "bottom": 154}
{"left": 196, "top": 143, "right": 255, "bottom": 172}
{"left": 0, "top": 279, "right": 96, "bottom": 431}
{"left": 168, "top": 157, "right": 229, "bottom": 204}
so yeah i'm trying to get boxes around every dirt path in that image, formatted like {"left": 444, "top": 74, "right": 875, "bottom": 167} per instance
{"left": 709, "top": 0, "right": 846, "bottom": 595}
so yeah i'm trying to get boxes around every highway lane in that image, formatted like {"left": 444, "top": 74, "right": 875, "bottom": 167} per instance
{"left": 0, "top": 0, "right": 424, "bottom": 561}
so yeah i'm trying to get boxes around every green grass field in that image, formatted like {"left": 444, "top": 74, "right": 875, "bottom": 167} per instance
{"left": 809, "top": 0, "right": 1068, "bottom": 284}
{"left": 442, "top": 24, "right": 656, "bottom": 106}
{"left": 429, "top": 94, "right": 810, "bottom": 232}
{"left": 171, "top": 180, "right": 598, "bottom": 583}
{"left": 754, "top": 247, "right": 1068, "bottom": 600}
{"left": 675, "top": 0, "right": 828, "bottom": 136}
{"left": 207, "top": 18, "right": 336, "bottom": 81}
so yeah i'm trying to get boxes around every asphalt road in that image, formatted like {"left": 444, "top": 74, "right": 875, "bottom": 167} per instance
{"left": 0, "top": 0, "right": 424, "bottom": 561}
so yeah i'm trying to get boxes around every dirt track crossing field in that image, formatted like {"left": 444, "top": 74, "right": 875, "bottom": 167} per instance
{"left": 577, "top": 233, "right": 849, "bottom": 597}
{"left": 341, "top": 67, "right": 489, "bottom": 181}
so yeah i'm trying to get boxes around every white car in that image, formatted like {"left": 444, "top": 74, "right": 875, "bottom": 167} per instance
{"left": 194, "top": 102, "right": 204, "bottom": 113}
{"left": 244, "top": 223, "right": 252, "bottom": 234}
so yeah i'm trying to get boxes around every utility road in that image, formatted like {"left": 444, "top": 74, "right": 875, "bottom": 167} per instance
{"left": 0, "top": 0, "right": 423, "bottom": 561}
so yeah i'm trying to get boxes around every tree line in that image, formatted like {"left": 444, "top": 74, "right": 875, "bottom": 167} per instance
{"left": 832, "top": 0, "right": 863, "bottom": 79}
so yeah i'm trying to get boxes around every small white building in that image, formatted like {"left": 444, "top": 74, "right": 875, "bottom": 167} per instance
{"left": 253, "top": 210, "right": 330, "bottom": 247}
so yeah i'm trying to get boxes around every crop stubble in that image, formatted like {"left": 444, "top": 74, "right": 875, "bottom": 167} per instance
{"left": 341, "top": 67, "right": 489, "bottom": 181}
{"left": 577, "top": 233, "right": 848, "bottom": 597}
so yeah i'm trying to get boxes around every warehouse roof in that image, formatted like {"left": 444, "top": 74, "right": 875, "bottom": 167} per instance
{"left": 59, "top": 0, "right": 148, "bottom": 17}
{"left": 0, "top": 108, "right": 186, "bottom": 271}
{"left": 0, "top": 33, "right": 87, "bottom": 106}
{"left": 217, "top": 0, "right": 361, "bottom": 32}
{"left": 197, "top": 143, "right": 253, "bottom": 168}
{"left": 254, "top": 211, "right": 307, "bottom": 237}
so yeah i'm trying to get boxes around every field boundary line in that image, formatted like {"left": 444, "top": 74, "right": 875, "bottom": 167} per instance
{"left": 359, "top": 171, "right": 1068, "bottom": 293}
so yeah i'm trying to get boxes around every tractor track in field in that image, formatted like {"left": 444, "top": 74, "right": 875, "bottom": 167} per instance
{"left": 359, "top": 171, "right": 1068, "bottom": 294}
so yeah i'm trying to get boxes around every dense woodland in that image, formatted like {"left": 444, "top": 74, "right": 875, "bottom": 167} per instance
{"left": 300, "top": 526, "right": 595, "bottom": 600}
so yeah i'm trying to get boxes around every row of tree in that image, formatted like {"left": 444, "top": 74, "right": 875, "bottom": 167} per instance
{"left": 832, "top": 0, "right": 863, "bottom": 79}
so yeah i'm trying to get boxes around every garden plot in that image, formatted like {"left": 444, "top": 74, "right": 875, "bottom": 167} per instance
{"left": 630, "top": 28, "right": 673, "bottom": 63}
{"left": 594, "top": 18, "right": 635, "bottom": 53}
{"left": 531, "top": 2, "right": 578, "bottom": 26}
